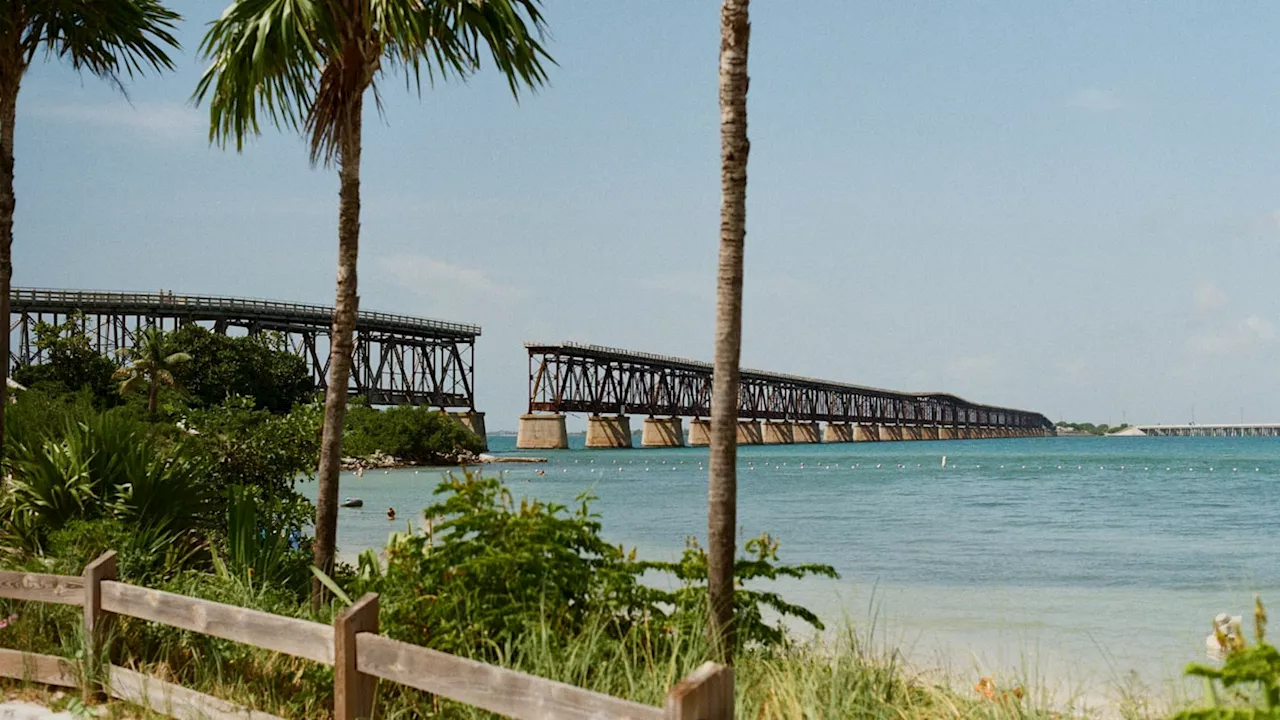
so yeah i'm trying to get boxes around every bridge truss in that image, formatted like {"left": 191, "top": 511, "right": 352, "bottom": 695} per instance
{"left": 526, "top": 342, "right": 1052, "bottom": 430}
{"left": 10, "top": 288, "right": 480, "bottom": 409}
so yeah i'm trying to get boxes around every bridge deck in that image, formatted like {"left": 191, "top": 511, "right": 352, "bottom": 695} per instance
{"left": 11, "top": 287, "right": 480, "bottom": 340}
{"left": 525, "top": 342, "right": 1052, "bottom": 427}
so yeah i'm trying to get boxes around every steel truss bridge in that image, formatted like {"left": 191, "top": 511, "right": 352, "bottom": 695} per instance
{"left": 10, "top": 288, "right": 479, "bottom": 408}
{"left": 526, "top": 342, "right": 1053, "bottom": 431}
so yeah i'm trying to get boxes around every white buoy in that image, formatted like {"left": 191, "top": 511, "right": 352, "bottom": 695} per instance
{"left": 941, "top": 456, "right": 947, "bottom": 468}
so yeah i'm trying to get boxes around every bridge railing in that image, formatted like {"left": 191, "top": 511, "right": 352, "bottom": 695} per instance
{"left": 11, "top": 287, "right": 481, "bottom": 338}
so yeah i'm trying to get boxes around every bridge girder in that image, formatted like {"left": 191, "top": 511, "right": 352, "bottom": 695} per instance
{"left": 526, "top": 342, "right": 1053, "bottom": 430}
{"left": 10, "top": 288, "right": 479, "bottom": 409}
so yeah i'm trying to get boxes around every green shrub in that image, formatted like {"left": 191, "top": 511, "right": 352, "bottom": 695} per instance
{"left": 343, "top": 405, "right": 483, "bottom": 463}
{"left": 1176, "top": 597, "right": 1278, "bottom": 719}
{"left": 344, "top": 472, "right": 835, "bottom": 661}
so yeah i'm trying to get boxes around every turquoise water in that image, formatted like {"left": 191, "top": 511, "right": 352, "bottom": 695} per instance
{"left": 307, "top": 436, "right": 1280, "bottom": 703}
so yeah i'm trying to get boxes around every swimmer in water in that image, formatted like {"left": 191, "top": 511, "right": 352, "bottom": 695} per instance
{"left": 387, "top": 508, "right": 396, "bottom": 521}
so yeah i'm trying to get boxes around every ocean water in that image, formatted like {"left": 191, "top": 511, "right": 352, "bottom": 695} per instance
{"left": 306, "top": 435, "right": 1280, "bottom": 704}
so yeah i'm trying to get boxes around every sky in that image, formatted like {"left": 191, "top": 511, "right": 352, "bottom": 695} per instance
{"left": 12, "top": 1, "right": 1280, "bottom": 430}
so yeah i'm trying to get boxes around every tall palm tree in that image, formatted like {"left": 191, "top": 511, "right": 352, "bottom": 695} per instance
{"left": 194, "top": 0, "right": 551, "bottom": 608}
{"left": 114, "top": 326, "right": 191, "bottom": 417}
{"left": 0, "top": 1, "right": 180, "bottom": 457}
{"left": 708, "top": 0, "right": 750, "bottom": 664}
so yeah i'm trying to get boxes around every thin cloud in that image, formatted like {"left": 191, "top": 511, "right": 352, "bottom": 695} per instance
{"left": 1194, "top": 282, "right": 1227, "bottom": 314}
{"left": 1188, "top": 314, "right": 1275, "bottom": 356}
{"left": 375, "top": 254, "right": 522, "bottom": 322}
{"left": 1065, "top": 86, "right": 1122, "bottom": 112}
{"left": 24, "top": 100, "right": 203, "bottom": 140}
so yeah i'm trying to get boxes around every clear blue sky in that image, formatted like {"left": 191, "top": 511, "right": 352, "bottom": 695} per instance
{"left": 13, "top": 1, "right": 1280, "bottom": 429}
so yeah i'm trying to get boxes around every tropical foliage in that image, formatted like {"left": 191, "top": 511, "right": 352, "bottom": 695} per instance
{"left": 343, "top": 404, "right": 484, "bottom": 463}
{"left": 113, "top": 326, "right": 192, "bottom": 416}
{"left": 0, "top": 413, "right": 211, "bottom": 558}
{"left": 0, "top": 0, "right": 182, "bottom": 457}
{"left": 342, "top": 473, "right": 836, "bottom": 659}
{"left": 168, "top": 325, "right": 314, "bottom": 413}
{"left": 193, "top": 0, "right": 553, "bottom": 606}
{"left": 11, "top": 315, "right": 120, "bottom": 406}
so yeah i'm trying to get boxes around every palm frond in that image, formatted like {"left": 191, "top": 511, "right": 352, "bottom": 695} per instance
{"left": 23, "top": 0, "right": 181, "bottom": 90}
{"left": 118, "top": 375, "right": 147, "bottom": 396}
{"left": 194, "top": 0, "right": 336, "bottom": 151}
{"left": 164, "top": 352, "right": 192, "bottom": 365}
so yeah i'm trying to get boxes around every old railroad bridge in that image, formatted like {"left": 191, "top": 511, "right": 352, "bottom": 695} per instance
{"left": 8, "top": 287, "right": 487, "bottom": 439}
{"left": 519, "top": 343, "right": 1054, "bottom": 449}
{"left": 7, "top": 288, "right": 1054, "bottom": 451}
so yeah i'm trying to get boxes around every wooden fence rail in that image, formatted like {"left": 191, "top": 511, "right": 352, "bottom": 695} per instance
{"left": 0, "top": 554, "right": 733, "bottom": 719}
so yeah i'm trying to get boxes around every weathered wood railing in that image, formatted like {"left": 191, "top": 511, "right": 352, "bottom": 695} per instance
{"left": 0, "top": 553, "right": 732, "bottom": 719}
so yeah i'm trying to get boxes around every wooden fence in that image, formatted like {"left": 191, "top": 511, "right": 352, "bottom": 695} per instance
{"left": 0, "top": 552, "right": 732, "bottom": 719}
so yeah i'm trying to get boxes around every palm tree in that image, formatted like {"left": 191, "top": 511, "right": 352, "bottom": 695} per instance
{"left": 0, "top": 1, "right": 180, "bottom": 457}
{"left": 194, "top": 0, "right": 551, "bottom": 608}
{"left": 708, "top": 0, "right": 750, "bottom": 664}
{"left": 114, "top": 327, "right": 191, "bottom": 417}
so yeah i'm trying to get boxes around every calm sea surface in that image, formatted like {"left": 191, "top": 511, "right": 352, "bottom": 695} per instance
{"left": 304, "top": 435, "right": 1280, "bottom": 702}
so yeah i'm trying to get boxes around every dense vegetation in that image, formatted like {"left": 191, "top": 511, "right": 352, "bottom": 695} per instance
{"left": 1056, "top": 421, "right": 1131, "bottom": 435}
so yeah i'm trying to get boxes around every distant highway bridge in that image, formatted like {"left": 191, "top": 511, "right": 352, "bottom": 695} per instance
{"left": 518, "top": 343, "right": 1054, "bottom": 448}
{"left": 8, "top": 288, "right": 486, "bottom": 438}
{"left": 1131, "top": 424, "right": 1280, "bottom": 437}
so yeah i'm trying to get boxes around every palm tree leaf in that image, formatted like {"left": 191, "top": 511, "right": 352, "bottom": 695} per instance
{"left": 23, "top": 0, "right": 180, "bottom": 88}
{"left": 195, "top": 0, "right": 336, "bottom": 152}
{"left": 164, "top": 352, "right": 192, "bottom": 365}
{"left": 118, "top": 375, "right": 146, "bottom": 396}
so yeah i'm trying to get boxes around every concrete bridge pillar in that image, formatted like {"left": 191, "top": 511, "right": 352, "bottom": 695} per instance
{"left": 878, "top": 425, "right": 903, "bottom": 442}
{"left": 938, "top": 426, "right": 956, "bottom": 440}
{"left": 854, "top": 424, "right": 879, "bottom": 441}
{"left": 450, "top": 411, "right": 488, "bottom": 451}
{"left": 737, "top": 420, "right": 763, "bottom": 445}
{"left": 901, "top": 426, "right": 922, "bottom": 441}
{"left": 921, "top": 426, "right": 940, "bottom": 440}
{"left": 823, "top": 423, "right": 854, "bottom": 443}
{"left": 792, "top": 422, "right": 821, "bottom": 443}
{"left": 517, "top": 413, "right": 568, "bottom": 450}
{"left": 762, "top": 421, "right": 794, "bottom": 444}
{"left": 585, "top": 415, "right": 632, "bottom": 448}
{"left": 688, "top": 419, "right": 710, "bottom": 446}
{"left": 641, "top": 417, "right": 684, "bottom": 448}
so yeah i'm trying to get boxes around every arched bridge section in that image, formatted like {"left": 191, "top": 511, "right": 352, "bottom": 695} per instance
{"left": 518, "top": 342, "right": 1054, "bottom": 449}
{"left": 9, "top": 288, "right": 480, "bottom": 412}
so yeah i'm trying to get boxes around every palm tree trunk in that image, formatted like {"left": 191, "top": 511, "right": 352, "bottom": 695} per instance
{"left": 708, "top": 0, "right": 750, "bottom": 665}
{"left": 147, "top": 377, "right": 158, "bottom": 417}
{"left": 312, "top": 94, "right": 363, "bottom": 610}
{"left": 0, "top": 72, "right": 19, "bottom": 458}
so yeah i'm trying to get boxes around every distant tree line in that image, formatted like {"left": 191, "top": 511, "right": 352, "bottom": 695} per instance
{"left": 1055, "top": 421, "right": 1130, "bottom": 436}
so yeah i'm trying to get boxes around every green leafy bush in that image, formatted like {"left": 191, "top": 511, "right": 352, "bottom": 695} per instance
{"left": 168, "top": 325, "right": 314, "bottom": 413}
{"left": 11, "top": 315, "right": 120, "bottom": 407}
{"left": 343, "top": 404, "right": 483, "bottom": 463}
{"left": 345, "top": 472, "right": 835, "bottom": 660}
{"left": 1, "top": 413, "right": 212, "bottom": 557}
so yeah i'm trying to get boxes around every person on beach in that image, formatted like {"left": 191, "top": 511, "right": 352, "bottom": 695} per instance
{"left": 387, "top": 508, "right": 396, "bottom": 521}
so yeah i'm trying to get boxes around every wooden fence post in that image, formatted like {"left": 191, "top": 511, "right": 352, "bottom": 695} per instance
{"left": 82, "top": 551, "right": 117, "bottom": 702}
{"left": 335, "top": 593, "right": 379, "bottom": 720}
{"left": 665, "top": 662, "right": 733, "bottom": 720}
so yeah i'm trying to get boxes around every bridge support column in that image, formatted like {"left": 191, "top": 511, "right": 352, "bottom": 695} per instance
{"left": 762, "top": 422, "right": 794, "bottom": 444}
{"left": 450, "top": 412, "right": 488, "bottom": 452}
{"left": 737, "top": 421, "right": 763, "bottom": 445}
{"left": 641, "top": 417, "right": 684, "bottom": 448}
{"left": 823, "top": 423, "right": 853, "bottom": 443}
{"left": 938, "top": 426, "right": 956, "bottom": 440}
{"left": 854, "top": 424, "right": 879, "bottom": 441}
{"left": 878, "top": 425, "right": 903, "bottom": 441}
{"left": 792, "top": 423, "right": 821, "bottom": 443}
{"left": 901, "top": 426, "right": 922, "bottom": 441}
{"left": 921, "top": 426, "right": 940, "bottom": 440}
{"left": 688, "top": 419, "right": 710, "bottom": 446}
{"left": 517, "top": 414, "right": 568, "bottom": 450}
{"left": 585, "top": 415, "right": 632, "bottom": 448}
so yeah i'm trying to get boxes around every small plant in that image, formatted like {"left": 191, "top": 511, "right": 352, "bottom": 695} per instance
{"left": 1175, "top": 596, "right": 1278, "bottom": 719}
